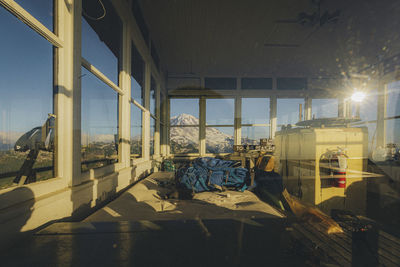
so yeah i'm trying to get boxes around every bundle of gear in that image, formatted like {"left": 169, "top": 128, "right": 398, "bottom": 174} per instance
{"left": 176, "top": 157, "right": 249, "bottom": 193}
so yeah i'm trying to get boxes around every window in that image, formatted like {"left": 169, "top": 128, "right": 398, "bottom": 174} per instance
{"left": 81, "top": 1, "right": 121, "bottom": 170}
{"left": 350, "top": 89, "right": 378, "bottom": 155}
{"left": 81, "top": 0, "right": 122, "bottom": 85}
{"left": 242, "top": 78, "right": 272, "bottom": 90}
{"left": 241, "top": 98, "right": 270, "bottom": 144}
{"left": 312, "top": 99, "right": 338, "bottom": 118}
{"left": 131, "top": 105, "right": 142, "bottom": 157}
{"left": 206, "top": 99, "right": 234, "bottom": 153}
{"left": 0, "top": 5, "right": 54, "bottom": 189}
{"left": 160, "top": 92, "right": 166, "bottom": 155}
{"left": 150, "top": 118, "right": 155, "bottom": 156}
{"left": 14, "top": 0, "right": 54, "bottom": 31}
{"left": 150, "top": 77, "right": 156, "bottom": 116}
{"left": 131, "top": 44, "right": 145, "bottom": 106}
{"left": 277, "top": 98, "right": 305, "bottom": 127}
{"left": 131, "top": 0, "right": 149, "bottom": 46}
{"left": 170, "top": 99, "right": 199, "bottom": 154}
{"left": 81, "top": 68, "right": 118, "bottom": 171}
{"left": 205, "top": 78, "right": 237, "bottom": 90}
{"left": 277, "top": 78, "right": 307, "bottom": 90}
{"left": 386, "top": 81, "right": 400, "bottom": 146}
{"left": 130, "top": 43, "right": 145, "bottom": 158}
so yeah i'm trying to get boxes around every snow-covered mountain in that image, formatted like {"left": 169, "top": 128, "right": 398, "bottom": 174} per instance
{"left": 170, "top": 113, "right": 234, "bottom": 153}
{"left": 81, "top": 133, "right": 116, "bottom": 146}
{"left": 170, "top": 113, "right": 199, "bottom": 126}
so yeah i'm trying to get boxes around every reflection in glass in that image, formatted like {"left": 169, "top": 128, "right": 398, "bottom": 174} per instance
{"left": 150, "top": 118, "right": 155, "bottom": 155}
{"left": 150, "top": 77, "right": 156, "bottom": 116}
{"left": 0, "top": 8, "right": 54, "bottom": 189}
{"left": 387, "top": 81, "right": 400, "bottom": 118}
{"left": 81, "top": 68, "right": 118, "bottom": 171}
{"left": 351, "top": 90, "right": 378, "bottom": 121}
{"left": 81, "top": 16, "right": 120, "bottom": 85}
{"left": 206, "top": 99, "right": 234, "bottom": 125}
{"left": 131, "top": 43, "right": 145, "bottom": 105}
{"left": 277, "top": 98, "right": 305, "bottom": 126}
{"left": 170, "top": 99, "right": 199, "bottom": 125}
{"left": 242, "top": 126, "right": 269, "bottom": 145}
{"left": 311, "top": 99, "right": 338, "bottom": 118}
{"left": 206, "top": 127, "right": 233, "bottom": 153}
{"left": 14, "top": 0, "right": 53, "bottom": 31}
{"left": 350, "top": 90, "right": 378, "bottom": 155}
{"left": 386, "top": 119, "right": 400, "bottom": 145}
{"left": 385, "top": 81, "right": 400, "bottom": 150}
{"left": 131, "top": 105, "right": 142, "bottom": 157}
{"left": 242, "top": 98, "right": 270, "bottom": 124}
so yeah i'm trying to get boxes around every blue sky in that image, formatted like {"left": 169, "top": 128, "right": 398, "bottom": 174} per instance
{"left": 0, "top": 7, "right": 53, "bottom": 133}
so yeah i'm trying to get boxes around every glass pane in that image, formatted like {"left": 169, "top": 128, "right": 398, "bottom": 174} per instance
{"left": 351, "top": 89, "right": 378, "bottom": 121}
{"left": 311, "top": 99, "right": 338, "bottom": 118}
{"left": 81, "top": 7, "right": 121, "bottom": 85}
{"left": 150, "top": 118, "right": 155, "bottom": 155}
{"left": 387, "top": 81, "right": 400, "bottom": 117}
{"left": 131, "top": 43, "right": 145, "bottom": 105}
{"left": 132, "top": 78, "right": 144, "bottom": 106}
{"left": 242, "top": 126, "right": 270, "bottom": 145}
{"left": 277, "top": 98, "right": 305, "bottom": 126}
{"left": 170, "top": 99, "right": 199, "bottom": 125}
{"left": 386, "top": 119, "right": 400, "bottom": 145}
{"left": 81, "top": 68, "right": 118, "bottom": 171}
{"left": 0, "top": 8, "right": 54, "bottom": 189}
{"left": 131, "top": 105, "right": 142, "bottom": 157}
{"left": 14, "top": 0, "right": 53, "bottom": 31}
{"left": 170, "top": 127, "right": 199, "bottom": 154}
{"left": 206, "top": 127, "right": 234, "bottom": 153}
{"left": 150, "top": 77, "right": 156, "bottom": 115}
{"left": 242, "top": 98, "right": 270, "bottom": 124}
{"left": 206, "top": 99, "right": 234, "bottom": 125}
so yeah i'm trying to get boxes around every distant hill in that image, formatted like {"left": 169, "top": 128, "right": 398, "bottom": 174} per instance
{"left": 0, "top": 131, "right": 23, "bottom": 151}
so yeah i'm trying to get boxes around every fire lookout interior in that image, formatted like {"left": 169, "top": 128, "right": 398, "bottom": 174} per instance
{"left": 0, "top": 0, "right": 400, "bottom": 266}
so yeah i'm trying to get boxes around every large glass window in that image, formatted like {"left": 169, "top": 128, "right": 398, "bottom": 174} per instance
{"left": 311, "top": 99, "right": 338, "bottom": 118}
{"left": 206, "top": 99, "right": 234, "bottom": 153}
{"left": 150, "top": 77, "right": 156, "bottom": 116}
{"left": 206, "top": 99, "right": 234, "bottom": 125}
{"left": 386, "top": 81, "right": 400, "bottom": 146}
{"left": 81, "top": 68, "right": 118, "bottom": 171}
{"left": 170, "top": 99, "right": 199, "bottom": 154}
{"left": 131, "top": 44, "right": 145, "bottom": 106}
{"left": 130, "top": 43, "right": 145, "bottom": 158}
{"left": 351, "top": 89, "right": 378, "bottom": 155}
{"left": 277, "top": 98, "right": 305, "bottom": 127}
{"left": 82, "top": 0, "right": 122, "bottom": 85}
{"left": 0, "top": 6, "right": 54, "bottom": 189}
{"left": 80, "top": 1, "right": 121, "bottom": 171}
{"left": 131, "top": 105, "right": 142, "bottom": 157}
{"left": 150, "top": 118, "right": 155, "bottom": 156}
{"left": 241, "top": 98, "right": 270, "bottom": 144}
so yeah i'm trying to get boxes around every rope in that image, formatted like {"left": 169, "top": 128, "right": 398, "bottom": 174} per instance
{"left": 82, "top": 0, "right": 106, "bottom": 21}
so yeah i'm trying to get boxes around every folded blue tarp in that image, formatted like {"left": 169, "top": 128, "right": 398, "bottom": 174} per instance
{"left": 177, "top": 157, "right": 249, "bottom": 193}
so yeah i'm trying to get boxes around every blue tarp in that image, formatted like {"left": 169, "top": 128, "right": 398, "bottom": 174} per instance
{"left": 177, "top": 157, "right": 249, "bottom": 193}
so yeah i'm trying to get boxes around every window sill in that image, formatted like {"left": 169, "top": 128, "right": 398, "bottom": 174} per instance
{"left": 0, "top": 177, "right": 67, "bottom": 210}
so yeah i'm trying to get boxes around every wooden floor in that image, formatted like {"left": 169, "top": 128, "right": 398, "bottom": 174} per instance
{"left": 83, "top": 171, "right": 400, "bottom": 266}
{"left": 291, "top": 221, "right": 400, "bottom": 266}
{"left": 85, "top": 171, "right": 283, "bottom": 222}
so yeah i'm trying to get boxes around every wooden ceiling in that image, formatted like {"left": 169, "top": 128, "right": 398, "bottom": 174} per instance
{"left": 138, "top": 0, "right": 400, "bottom": 78}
